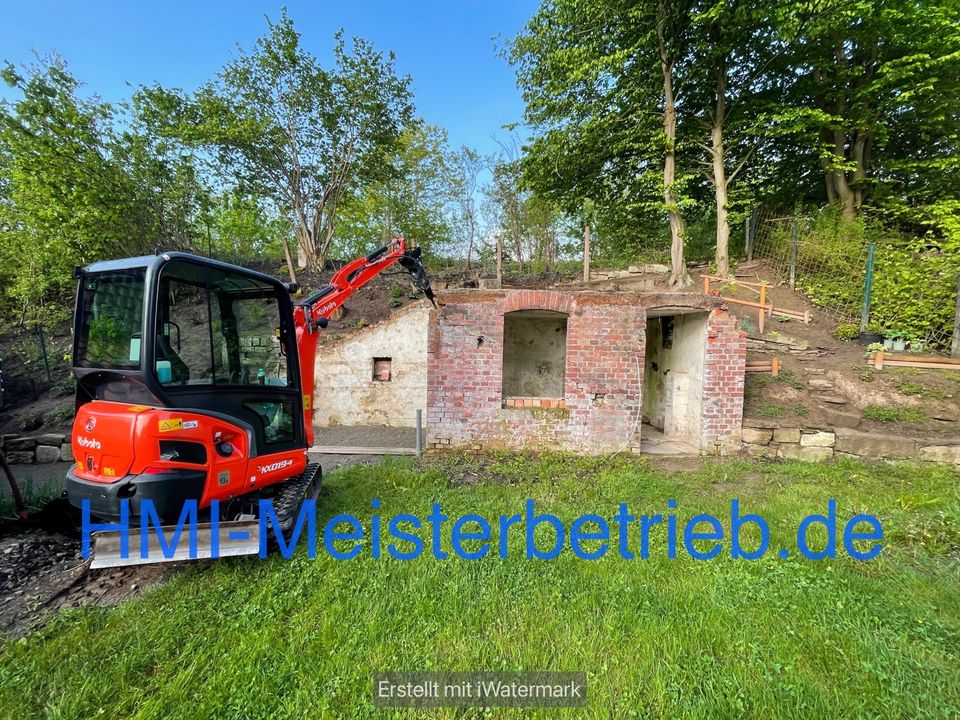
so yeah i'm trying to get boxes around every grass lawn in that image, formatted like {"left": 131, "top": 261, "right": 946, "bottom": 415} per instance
{"left": 1, "top": 454, "right": 958, "bottom": 719}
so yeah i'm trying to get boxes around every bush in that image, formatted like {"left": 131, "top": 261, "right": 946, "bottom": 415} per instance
{"left": 834, "top": 322, "right": 860, "bottom": 341}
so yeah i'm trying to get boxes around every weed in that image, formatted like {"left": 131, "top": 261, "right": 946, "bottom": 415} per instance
{"left": 863, "top": 405, "right": 925, "bottom": 422}
{"left": 777, "top": 369, "right": 805, "bottom": 390}
{"left": 759, "top": 403, "right": 787, "bottom": 418}
{"left": 793, "top": 404, "right": 810, "bottom": 417}
{"left": 856, "top": 366, "right": 876, "bottom": 382}
{"left": 894, "top": 380, "right": 947, "bottom": 400}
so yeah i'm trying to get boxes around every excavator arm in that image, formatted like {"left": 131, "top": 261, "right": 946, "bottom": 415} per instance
{"left": 292, "top": 237, "right": 435, "bottom": 445}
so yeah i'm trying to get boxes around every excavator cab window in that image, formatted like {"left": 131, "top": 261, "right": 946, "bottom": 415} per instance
{"left": 156, "top": 260, "right": 292, "bottom": 387}
{"left": 76, "top": 269, "right": 146, "bottom": 369}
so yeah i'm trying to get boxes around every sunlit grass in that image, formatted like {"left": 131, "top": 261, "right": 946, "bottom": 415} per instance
{"left": 0, "top": 454, "right": 958, "bottom": 719}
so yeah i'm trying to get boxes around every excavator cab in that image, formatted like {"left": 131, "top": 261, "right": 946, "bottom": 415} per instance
{"left": 67, "top": 253, "right": 309, "bottom": 527}
{"left": 72, "top": 253, "right": 305, "bottom": 453}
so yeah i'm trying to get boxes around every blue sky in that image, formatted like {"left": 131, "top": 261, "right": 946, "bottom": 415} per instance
{"left": 0, "top": 0, "right": 538, "bottom": 155}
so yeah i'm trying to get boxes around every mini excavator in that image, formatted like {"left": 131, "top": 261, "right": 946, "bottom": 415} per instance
{"left": 63, "top": 238, "right": 433, "bottom": 567}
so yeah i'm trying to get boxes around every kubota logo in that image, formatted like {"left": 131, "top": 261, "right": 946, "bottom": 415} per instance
{"left": 77, "top": 436, "right": 101, "bottom": 450}
{"left": 258, "top": 459, "right": 294, "bottom": 474}
{"left": 84, "top": 418, "right": 96, "bottom": 432}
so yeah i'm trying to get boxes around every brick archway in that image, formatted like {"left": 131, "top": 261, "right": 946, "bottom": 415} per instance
{"left": 501, "top": 290, "right": 575, "bottom": 316}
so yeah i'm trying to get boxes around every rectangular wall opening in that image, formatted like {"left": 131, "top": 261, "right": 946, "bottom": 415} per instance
{"left": 502, "top": 310, "right": 567, "bottom": 404}
{"left": 642, "top": 310, "right": 707, "bottom": 452}
{"left": 372, "top": 357, "right": 392, "bottom": 382}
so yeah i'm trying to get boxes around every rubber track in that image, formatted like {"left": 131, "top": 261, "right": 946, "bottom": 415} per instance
{"left": 268, "top": 462, "right": 322, "bottom": 533}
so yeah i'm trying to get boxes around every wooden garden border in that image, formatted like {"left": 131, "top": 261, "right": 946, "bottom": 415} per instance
{"left": 745, "top": 356, "right": 781, "bottom": 376}
{"left": 868, "top": 351, "right": 960, "bottom": 371}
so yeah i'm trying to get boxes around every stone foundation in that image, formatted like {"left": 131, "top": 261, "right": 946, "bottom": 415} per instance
{"left": 1, "top": 433, "right": 71, "bottom": 464}
{"left": 742, "top": 422, "right": 960, "bottom": 466}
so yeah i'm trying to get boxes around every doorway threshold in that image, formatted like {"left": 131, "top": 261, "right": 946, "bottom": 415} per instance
{"left": 639, "top": 423, "right": 699, "bottom": 456}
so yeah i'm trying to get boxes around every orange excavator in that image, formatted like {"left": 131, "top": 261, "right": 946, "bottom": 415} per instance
{"left": 63, "top": 238, "right": 433, "bottom": 566}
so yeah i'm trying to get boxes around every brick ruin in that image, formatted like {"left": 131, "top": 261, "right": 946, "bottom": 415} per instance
{"left": 426, "top": 289, "right": 747, "bottom": 455}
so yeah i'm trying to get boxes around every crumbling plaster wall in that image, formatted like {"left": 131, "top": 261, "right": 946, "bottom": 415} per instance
{"left": 313, "top": 302, "right": 430, "bottom": 428}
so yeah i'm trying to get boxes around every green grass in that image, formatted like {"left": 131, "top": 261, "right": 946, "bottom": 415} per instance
{"left": 758, "top": 403, "right": 787, "bottom": 418}
{"left": 1, "top": 454, "right": 959, "bottom": 718}
{"left": 895, "top": 380, "right": 948, "bottom": 400}
{"left": 863, "top": 405, "right": 926, "bottom": 423}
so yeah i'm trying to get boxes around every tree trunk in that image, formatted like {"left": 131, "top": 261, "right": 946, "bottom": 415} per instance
{"left": 658, "top": 38, "right": 691, "bottom": 288}
{"left": 583, "top": 224, "right": 591, "bottom": 283}
{"left": 711, "top": 67, "right": 730, "bottom": 277}
{"left": 952, "top": 276, "right": 960, "bottom": 358}
{"left": 280, "top": 235, "right": 298, "bottom": 285}
{"left": 465, "top": 213, "right": 475, "bottom": 271}
{"left": 295, "top": 222, "right": 316, "bottom": 270}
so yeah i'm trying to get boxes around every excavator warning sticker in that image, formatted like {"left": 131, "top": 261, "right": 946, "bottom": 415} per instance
{"left": 303, "top": 394, "right": 311, "bottom": 409}
{"left": 127, "top": 405, "right": 150, "bottom": 412}
{"left": 159, "top": 418, "right": 183, "bottom": 432}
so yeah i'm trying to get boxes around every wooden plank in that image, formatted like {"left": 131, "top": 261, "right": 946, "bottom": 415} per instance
{"left": 758, "top": 285, "right": 766, "bottom": 334}
{"left": 770, "top": 306, "right": 811, "bottom": 323}
{"left": 881, "top": 353, "right": 960, "bottom": 366}
{"left": 704, "top": 274, "right": 768, "bottom": 289}
{"left": 870, "top": 360, "right": 960, "bottom": 371}
{"left": 719, "top": 295, "right": 772, "bottom": 312}
{"left": 308, "top": 446, "right": 418, "bottom": 455}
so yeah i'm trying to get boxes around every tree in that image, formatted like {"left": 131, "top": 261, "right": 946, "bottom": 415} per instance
{"left": 0, "top": 59, "right": 150, "bottom": 323}
{"left": 775, "top": 0, "right": 960, "bottom": 221}
{"left": 450, "top": 146, "right": 486, "bottom": 269}
{"left": 685, "top": 0, "right": 780, "bottom": 276}
{"left": 510, "top": 0, "right": 696, "bottom": 286}
{"left": 137, "top": 10, "right": 414, "bottom": 271}
{"left": 335, "top": 122, "right": 457, "bottom": 259}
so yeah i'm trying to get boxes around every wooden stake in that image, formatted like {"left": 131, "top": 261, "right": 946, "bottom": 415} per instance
{"left": 771, "top": 356, "right": 781, "bottom": 377}
{"left": 758, "top": 284, "right": 766, "bottom": 334}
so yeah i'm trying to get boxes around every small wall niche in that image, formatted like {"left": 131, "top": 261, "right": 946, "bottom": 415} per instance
{"left": 372, "top": 357, "right": 392, "bottom": 382}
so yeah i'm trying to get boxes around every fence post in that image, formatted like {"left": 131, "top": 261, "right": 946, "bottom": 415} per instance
{"left": 788, "top": 221, "right": 799, "bottom": 289}
{"left": 36, "top": 325, "right": 51, "bottom": 383}
{"left": 860, "top": 243, "right": 877, "bottom": 333}
{"left": 745, "top": 215, "right": 753, "bottom": 261}
{"left": 952, "top": 274, "right": 960, "bottom": 358}
{"left": 415, "top": 409, "right": 423, "bottom": 459}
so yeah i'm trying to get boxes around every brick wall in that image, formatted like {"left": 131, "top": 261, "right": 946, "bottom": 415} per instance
{"left": 427, "top": 289, "right": 747, "bottom": 455}
{"left": 700, "top": 308, "right": 748, "bottom": 451}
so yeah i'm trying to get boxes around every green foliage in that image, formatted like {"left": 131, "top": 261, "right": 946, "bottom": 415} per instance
{"left": 834, "top": 323, "right": 860, "bottom": 341}
{"left": 136, "top": 10, "right": 414, "bottom": 270}
{"left": 758, "top": 403, "right": 787, "bottom": 418}
{"left": 0, "top": 60, "right": 155, "bottom": 324}
{"left": 334, "top": 123, "right": 455, "bottom": 261}
{"left": 863, "top": 405, "right": 925, "bottom": 422}
{"left": 765, "top": 207, "right": 958, "bottom": 344}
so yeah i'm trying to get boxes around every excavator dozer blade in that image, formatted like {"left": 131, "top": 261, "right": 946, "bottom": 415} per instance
{"left": 89, "top": 520, "right": 262, "bottom": 570}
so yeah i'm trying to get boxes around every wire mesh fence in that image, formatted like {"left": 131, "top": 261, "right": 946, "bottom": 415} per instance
{"left": 748, "top": 206, "right": 960, "bottom": 351}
